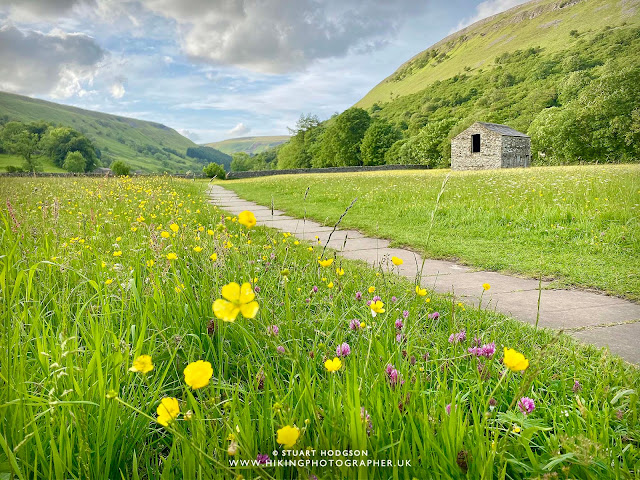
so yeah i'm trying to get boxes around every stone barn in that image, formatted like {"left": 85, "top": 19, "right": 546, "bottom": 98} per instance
{"left": 451, "top": 122, "right": 531, "bottom": 170}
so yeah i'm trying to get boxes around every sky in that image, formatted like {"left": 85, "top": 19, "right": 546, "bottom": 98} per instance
{"left": 0, "top": 0, "right": 529, "bottom": 143}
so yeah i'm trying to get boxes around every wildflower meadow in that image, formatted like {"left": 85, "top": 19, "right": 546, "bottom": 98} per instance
{"left": 1, "top": 177, "right": 638, "bottom": 479}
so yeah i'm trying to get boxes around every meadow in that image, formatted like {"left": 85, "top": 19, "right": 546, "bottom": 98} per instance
{"left": 223, "top": 165, "right": 640, "bottom": 301}
{"left": 0, "top": 176, "right": 638, "bottom": 480}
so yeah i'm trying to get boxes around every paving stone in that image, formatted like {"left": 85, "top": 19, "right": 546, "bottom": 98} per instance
{"left": 569, "top": 323, "right": 640, "bottom": 364}
{"left": 207, "top": 185, "right": 640, "bottom": 364}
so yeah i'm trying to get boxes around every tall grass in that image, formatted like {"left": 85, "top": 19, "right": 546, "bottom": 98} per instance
{"left": 224, "top": 165, "right": 640, "bottom": 300}
{"left": 0, "top": 177, "right": 638, "bottom": 479}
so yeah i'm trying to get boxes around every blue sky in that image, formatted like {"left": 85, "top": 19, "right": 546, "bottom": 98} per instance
{"left": 0, "top": 0, "right": 527, "bottom": 143}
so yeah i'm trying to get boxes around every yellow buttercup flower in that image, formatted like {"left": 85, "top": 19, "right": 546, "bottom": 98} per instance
{"left": 210, "top": 253, "right": 218, "bottom": 261}
{"left": 207, "top": 229, "right": 214, "bottom": 236}
{"left": 324, "top": 357, "right": 342, "bottom": 372}
{"left": 104, "top": 279, "right": 113, "bottom": 285}
{"left": 336, "top": 267, "right": 344, "bottom": 276}
{"left": 157, "top": 397, "right": 180, "bottom": 427}
{"left": 368, "top": 286, "right": 375, "bottom": 293}
{"left": 503, "top": 347, "right": 529, "bottom": 372}
{"left": 113, "top": 251, "right": 122, "bottom": 257}
{"left": 170, "top": 223, "right": 179, "bottom": 232}
{"left": 146, "top": 259, "right": 154, "bottom": 267}
{"left": 184, "top": 360, "right": 214, "bottom": 389}
{"left": 238, "top": 211, "right": 257, "bottom": 228}
{"left": 161, "top": 231, "right": 170, "bottom": 238}
{"left": 318, "top": 258, "right": 333, "bottom": 267}
{"left": 415, "top": 285, "right": 427, "bottom": 296}
{"left": 370, "top": 300, "right": 385, "bottom": 317}
{"left": 193, "top": 246, "right": 203, "bottom": 252}
{"left": 129, "top": 354, "right": 153, "bottom": 374}
{"left": 166, "top": 252, "right": 177, "bottom": 260}
{"left": 213, "top": 282, "right": 259, "bottom": 322}
{"left": 391, "top": 256, "right": 403, "bottom": 266}
{"left": 327, "top": 282, "right": 334, "bottom": 289}
{"left": 276, "top": 425, "right": 300, "bottom": 448}
{"left": 483, "top": 283, "right": 491, "bottom": 291}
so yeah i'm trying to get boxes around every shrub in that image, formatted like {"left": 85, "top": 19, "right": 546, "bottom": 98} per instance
{"left": 203, "top": 162, "right": 226, "bottom": 179}
{"left": 110, "top": 160, "right": 131, "bottom": 176}
{"left": 63, "top": 151, "right": 87, "bottom": 173}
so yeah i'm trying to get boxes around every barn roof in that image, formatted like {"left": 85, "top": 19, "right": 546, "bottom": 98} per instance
{"left": 476, "top": 122, "right": 529, "bottom": 137}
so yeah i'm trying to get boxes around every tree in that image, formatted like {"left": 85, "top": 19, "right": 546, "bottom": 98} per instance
{"left": 63, "top": 151, "right": 86, "bottom": 173}
{"left": 203, "top": 162, "right": 226, "bottom": 179}
{"left": 41, "top": 126, "right": 99, "bottom": 171}
{"left": 111, "top": 160, "right": 131, "bottom": 176}
{"left": 0, "top": 121, "right": 41, "bottom": 172}
{"left": 314, "top": 108, "right": 371, "bottom": 167}
{"left": 360, "top": 119, "right": 401, "bottom": 166}
{"left": 230, "top": 152, "right": 252, "bottom": 172}
{"left": 277, "top": 114, "right": 322, "bottom": 169}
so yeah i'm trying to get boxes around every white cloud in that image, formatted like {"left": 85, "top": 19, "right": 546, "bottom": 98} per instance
{"left": 177, "top": 128, "right": 200, "bottom": 141}
{"left": 139, "top": 0, "right": 428, "bottom": 73}
{"left": 0, "top": 24, "right": 106, "bottom": 97}
{"left": 109, "top": 80, "right": 125, "bottom": 98}
{"left": 451, "top": 0, "right": 530, "bottom": 32}
{"left": 227, "top": 122, "right": 250, "bottom": 137}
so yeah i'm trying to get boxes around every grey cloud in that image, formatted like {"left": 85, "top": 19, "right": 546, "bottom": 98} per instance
{"left": 0, "top": 0, "right": 89, "bottom": 18}
{"left": 141, "top": 0, "right": 429, "bottom": 73}
{"left": 0, "top": 24, "right": 106, "bottom": 97}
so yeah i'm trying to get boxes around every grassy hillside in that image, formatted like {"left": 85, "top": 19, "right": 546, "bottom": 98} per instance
{"left": 0, "top": 91, "right": 201, "bottom": 173}
{"left": 223, "top": 165, "right": 640, "bottom": 301}
{"left": 357, "top": 0, "right": 640, "bottom": 108}
{"left": 206, "top": 135, "right": 289, "bottom": 155}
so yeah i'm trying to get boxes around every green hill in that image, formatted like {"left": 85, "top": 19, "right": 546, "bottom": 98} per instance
{"left": 357, "top": 0, "right": 640, "bottom": 109}
{"left": 206, "top": 136, "right": 290, "bottom": 155}
{"left": 0, "top": 91, "right": 203, "bottom": 173}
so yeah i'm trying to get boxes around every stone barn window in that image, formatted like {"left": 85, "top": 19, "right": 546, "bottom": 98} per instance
{"left": 471, "top": 134, "right": 480, "bottom": 153}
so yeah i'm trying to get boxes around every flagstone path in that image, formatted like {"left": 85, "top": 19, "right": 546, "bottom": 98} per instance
{"left": 208, "top": 184, "right": 640, "bottom": 364}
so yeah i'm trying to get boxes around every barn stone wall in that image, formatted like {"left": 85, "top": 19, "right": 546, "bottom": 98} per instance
{"left": 501, "top": 136, "right": 531, "bottom": 168}
{"left": 451, "top": 125, "right": 502, "bottom": 170}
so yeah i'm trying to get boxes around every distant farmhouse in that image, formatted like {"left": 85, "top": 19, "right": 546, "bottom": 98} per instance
{"left": 451, "top": 122, "right": 531, "bottom": 170}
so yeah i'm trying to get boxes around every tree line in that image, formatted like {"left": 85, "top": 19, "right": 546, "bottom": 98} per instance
{"left": 0, "top": 119, "right": 102, "bottom": 173}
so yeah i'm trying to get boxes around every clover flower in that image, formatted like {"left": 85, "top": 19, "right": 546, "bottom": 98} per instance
{"left": 336, "top": 342, "right": 351, "bottom": 357}
{"left": 448, "top": 329, "right": 466, "bottom": 344}
{"left": 518, "top": 397, "right": 535, "bottom": 415}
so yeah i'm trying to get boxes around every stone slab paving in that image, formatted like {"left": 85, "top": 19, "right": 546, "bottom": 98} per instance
{"left": 207, "top": 185, "right": 640, "bottom": 364}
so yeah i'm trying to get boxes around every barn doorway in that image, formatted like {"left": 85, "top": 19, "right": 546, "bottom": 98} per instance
{"left": 471, "top": 134, "right": 480, "bottom": 153}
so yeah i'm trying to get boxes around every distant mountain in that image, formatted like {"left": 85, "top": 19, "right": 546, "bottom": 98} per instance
{"left": 206, "top": 136, "right": 290, "bottom": 155}
{"left": 356, "top": 0, "right": 640, "bottom": 109}
{"left": 0, "top": 91, "right": 202, "bottom": 173}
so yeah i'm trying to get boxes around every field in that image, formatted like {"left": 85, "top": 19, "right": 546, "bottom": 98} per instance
{"left": 0, "top": 154, "right": 66, "bottom": 173}
{"left": 1, "top": 176, "right": 639, "bottom": 479}
{"left": 223, "top": 165, "right": 640, "bottom": 301}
